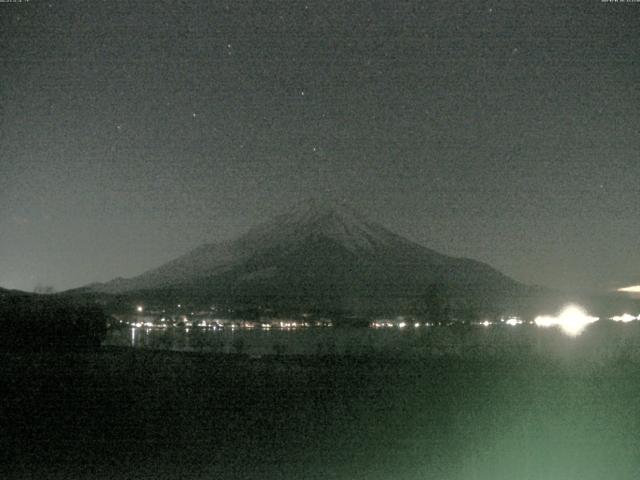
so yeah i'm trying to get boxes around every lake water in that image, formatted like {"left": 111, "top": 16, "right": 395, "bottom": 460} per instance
{"left": 103, "top": 322, "right": 640, "bottom": 360}
{"left": 105, "top": 325, "right": 441, "bottom": 356}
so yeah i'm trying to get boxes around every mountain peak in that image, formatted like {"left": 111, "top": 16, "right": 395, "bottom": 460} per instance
{"left": 282, "top": 197, "right": 368, "bottom": 227}
{"left": 85, "top": 200, "right": 522, "bottom": 306}
{"left": 239, "top": 198, "right": 386, "bottom": 253}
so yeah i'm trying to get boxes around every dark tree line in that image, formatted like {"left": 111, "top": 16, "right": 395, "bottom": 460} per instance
{"left": 0, "top": 294, "right": 107, "bottom": 350}
{"left": 411, "top": 283, "right": 508, "bottom": 324}
{"left": 412, "top": 283, "right": 452, "bottom": 324}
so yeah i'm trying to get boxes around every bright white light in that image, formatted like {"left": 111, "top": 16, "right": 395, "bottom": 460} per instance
{"left": 534, "top": 316, "right": 556, "bottom": 328}
{"left": 136, "top": 305, "right": 143, "bottom": 313}
{"left": 618, "top": 285, "right": 640, "bottom": 293}
{"left": 534, "top": 305, "right": 599, "bottom": 336}
{"left": 398, "top": 322, "right": 406, "bottom": 328}
{"left": 505, "top": 318, "right": 522, "bottom": 326}
{"left": 610, "top": 313, "right": 639, "bottom": 323}
{"left": 414, "top": 322, "right": 421, "bottom": 328}
{"left": 482, "top": 320, "right": 491, "bottom": 327}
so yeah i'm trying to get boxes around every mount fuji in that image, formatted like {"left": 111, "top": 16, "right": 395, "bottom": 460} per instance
{"left": 81, "top": 200, "right": 527, "bottom": 314}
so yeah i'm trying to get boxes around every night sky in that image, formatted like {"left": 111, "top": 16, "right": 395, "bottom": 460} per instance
{"left": 1, "top": 0, "right": 639, "bottom": 293}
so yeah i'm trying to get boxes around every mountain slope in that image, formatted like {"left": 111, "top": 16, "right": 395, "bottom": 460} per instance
{"left": 85, "top": 200, "right": 525, "bottom": 310}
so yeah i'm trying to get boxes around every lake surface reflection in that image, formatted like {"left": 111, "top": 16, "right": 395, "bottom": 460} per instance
{"left": 103, "top": 322, "right": 640, "bottom": 359}
{"left": 105, "top": 325, "right": 430, "bottom": 356}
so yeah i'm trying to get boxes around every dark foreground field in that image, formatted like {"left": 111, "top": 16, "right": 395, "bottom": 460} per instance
{"left": 2, "top": 347, "right": 640, "bottom": 479}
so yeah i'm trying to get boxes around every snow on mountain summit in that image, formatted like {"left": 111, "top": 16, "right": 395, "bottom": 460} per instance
{"left": 239, "top": 198, "right": 400, "bottom": 253}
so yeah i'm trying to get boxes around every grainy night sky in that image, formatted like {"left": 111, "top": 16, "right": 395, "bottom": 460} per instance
{"left": 1, "top": 0, "right": 639, "bottom": 293}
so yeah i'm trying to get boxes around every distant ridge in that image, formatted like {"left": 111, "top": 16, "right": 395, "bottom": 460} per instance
{"left": 0, "top": 287, "right": 34, "bottom": 298}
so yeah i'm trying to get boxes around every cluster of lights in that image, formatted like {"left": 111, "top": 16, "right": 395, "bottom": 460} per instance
{"left": 371, "top": 321, "right": 394, "bottom": 328}
{"left": 475, "top": 318, "right": 522, "bottom": 327}
{"left": 371, "top": 321, "right": 428, "bottom": 329}
{"left": 130, "top": 321, "right": 164, "bottom": 328}
{"left": 276, "top": 321, "right": 314, "bottom": 329}
{"left": 132, "top": 304, "right": 640, "bottom": 338}
{"left": 534, "top": 305, "right": 599, "bottom": 336}
{"left": 127, "top": 317, "right": 330, "bottom": 330}
{"left": 610, "top": 313, "right": 640, "bottom": 323}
